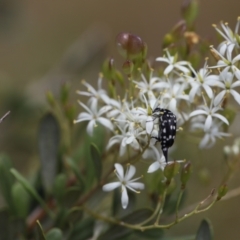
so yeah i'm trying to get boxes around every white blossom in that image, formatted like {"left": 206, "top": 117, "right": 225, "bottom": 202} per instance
{"left": 74, "top": 102, "right": 113, "bottom": 136}
{"left": 102, "top": 164, "right": 144, "bottom": 209}
{"left": 156, "top": 50, "right": 190, "bottom": 75}
{"left": 189, "top": 98, "right": 229, "bottom": 131}
{"left": 209, "top": 45, "right": 240, "bottom": 79}
{"left": 212, "top": 68, "right": 240, "bottom": 105}
{"left": 213, "top": 18, "right": 240, "bottom": 56}
{"left": 187, "top": 62, "right": 219, "bottom": 102}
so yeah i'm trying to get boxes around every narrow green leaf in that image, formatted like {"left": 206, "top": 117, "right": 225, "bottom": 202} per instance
{"left": 38, "top": 113, "right": 60, "bottom": 194}
{"left": 36, "top": 220, "right": 46, "bottom": 240}
{"left": 11, "top": 182, "right": 30, "bottom": 218}
{"left": 98, "top": 208, "right": 153, "bottom": 240}
{"left": 66, "top": 157, "right": 85, "bottom": 190}
{"left": 53, "top": 173, "right": 67, "bottom": 204}
{"left": 90, "top": 143, "right": 102, "bottom": 181}
{"left": 45, "top": 228, "right": 63, "bottom": 240}
{"left": 0, "top": 154, "right": 15, "bottom": 211}
{"left": 10, "top": 169, "right": 54, "bottom": 218}
{"left": 196, "top": 219, "right": 213, "bottom": 240}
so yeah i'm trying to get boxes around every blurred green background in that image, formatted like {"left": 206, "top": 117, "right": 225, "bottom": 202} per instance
{"left": 0, "top": 0, "right": 240, "bottom": 239}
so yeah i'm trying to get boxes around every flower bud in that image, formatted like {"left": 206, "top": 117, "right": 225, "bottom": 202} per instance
{"left": 102, "top": 58, "right": 115, "bottom": 79}
{"left": 162, "top": 33, "right": 174, "bottom": 48}
{"left": 164, "top": 161, "right": 180, "bottom": 185}
{"left": 180, "top": 162, "right": 192, "bottom": 189}
{"left": 181, "top": 0, "right": 199, "bottom": 28}
{"left": 60, "top": 83, "right": 70, "bottom": 105}
{"left": 209, "top": 46, "right": 221, "bottom": 61}
{"left": 116, "top": 33, "right": 144, "bottom": 59}
{"left": 172, "top": 20, "right": 186, "bottom": 39}
{"left": 122, "top": 60, "right": 134, "bottom": 75}
{"left": 184, "top": 31, "right": 199, "bottom": 46}
{"left": 46, "top": 91, "right": 55, "bottom": 107}
{"left": 217, "top": 184, "right": 228, "bottom": 201}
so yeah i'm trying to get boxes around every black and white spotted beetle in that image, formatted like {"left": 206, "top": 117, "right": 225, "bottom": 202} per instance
{"left": 152, "top": 108, "right": 177, "bottom": 162}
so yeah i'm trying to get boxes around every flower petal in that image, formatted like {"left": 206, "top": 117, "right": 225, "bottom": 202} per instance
{"left": 102, "top": 182, "right": 121, "bottom": 191}
{"left": 204, "top": 115, "right": 212, "bottom": 131}
{"left": 127, "top": 182, "right": 145, "bottom": 191}
{"left": 114, "top": 163, "right": 124, "bottom": 180}
{"left": 125, "top": 165, "right": 136, "bottom": 181}
{"left": 121, "top": 186, "right": 129, "bottom": 209}
{"left": 147, "top": 161, "right": 161, "bottom": 173}
{"left": 231, "top": 89, "right": 240, "bottom": 104}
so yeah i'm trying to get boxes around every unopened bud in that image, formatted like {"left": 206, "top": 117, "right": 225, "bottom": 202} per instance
{"left": 217, "top": 184, "right": 228, "bottom": 200}
{"left": 102, "top": 58, "right": 115, "bottom": 79}
{"left": 164, "top": 161, "right": 180, "bottom": 185}
{"left": 116, "top": 33, "right": 144, "bottom": 59}
{"left": 46, "top": 91, "right": 55, "bottom": 107}
{"left": 181, "top": 162, "right": 192, "bottom": 188}
{"left": 122, "top": 60, "right": 134, "bottom": 75}
{"left": 172, "top": 20, "right": 186, "bottom": 38}
{"left": 114, "top": 70, "right": 124, "bottom": 86}
{"left": 181, "top": 0, "right": 199, "bottom": 28}
{"left": 209, "top": 46, "right": 221, "bottom": 61}
{"left": 162, "top": 33, "right": 174, "bottom": 49}
{"left": 184, "top": 31, "right": 199, "bottom": 45}
{"left": 60, "top": 83, "right": 70, "bottom": 105}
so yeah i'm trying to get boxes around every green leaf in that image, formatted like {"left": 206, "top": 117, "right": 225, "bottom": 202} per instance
{"left": 68, "top": 218, "right": 94, "bottom": 240}
{"left": 98, "top": 208, "right": 153, "bottom": 240}
{"left": 90, "top": 143, "right": 102, "bottom": 181}
{"left": 11, "top": 182, "right": 30, "bottom": 218}
{"left": 38, "top": 113, "right": 60, "bottom": 194}
{"left": 0, "top": 154, "right": 15, "bottom": 211}
{"left": 196, "top": 219, "right": 213, "bottom": 240}
{"left": 10, "top": 168, "right": 54, "bottom": 218}
{"left": 53, "top": 173, "right": 67, "bottom": 204}
{"left": 66, "top": 157, "right": 85, "bottom": 190}
{"left": 46, "top": 228, "right": 63, "bottom": 240}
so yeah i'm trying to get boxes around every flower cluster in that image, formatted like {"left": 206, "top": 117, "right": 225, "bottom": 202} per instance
{"left": 74, "top": 19, "right": 240, "bottom": 208}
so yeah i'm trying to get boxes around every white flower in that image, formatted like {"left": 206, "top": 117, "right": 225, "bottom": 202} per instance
{"left": 189, "top": 98, "right": 229, "bottom": 131}
{"left": 187, "top": 62, "right": 219, "bottom": 102}
{"left": 211, "top": 68, "right": 240, "bottom": 106}
{"left": 102, "top": 163, "right": 144, "bottom": 209}
{"left": 143, "top": 143, "right": 166, "bottom": 172}
{"left": 156, "top": 50, "right": 190, "bottom": 75}
{"left": 209, "top": 45, "right": 240, "bottom": 79}
{"left": 162, "top": 83, "right": 189, "bottom": 113}
{"left": 191, "top": 121, "right": 231, "bottom": 148}
{"left": 133, "top": 72, "right": 169, "bottom": 97}
{"left": 213, "top": 18, "right": 240, "bottom": 56}
{"left": 107, "top": 124, "right": 146, "bottom": 156}
{"left": 76, "top": 76, "right": 112, "bottom": 109}
{"left": 74, "top": 102, "right": 113, "bottom": 136}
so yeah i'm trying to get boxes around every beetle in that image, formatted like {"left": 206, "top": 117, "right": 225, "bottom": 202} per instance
{"left": 152, "top": 108, "right": 177, "bottom": 162}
